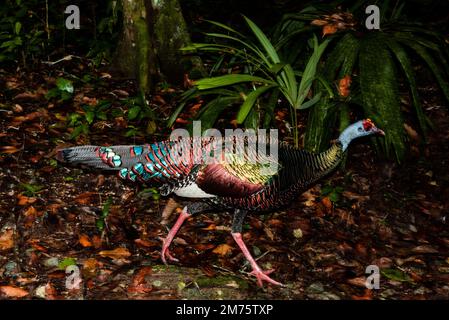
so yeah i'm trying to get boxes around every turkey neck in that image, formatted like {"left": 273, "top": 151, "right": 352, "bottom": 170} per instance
{"left": 283, "top": 142, "right": 344, "bottom": 190}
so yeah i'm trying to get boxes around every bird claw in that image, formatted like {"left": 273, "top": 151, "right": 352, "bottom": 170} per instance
{"left": 161, "top": 241, "right": 179, "bottom": 265}
{"left": 249, "top": 268, "right": 283, "bottom": 287}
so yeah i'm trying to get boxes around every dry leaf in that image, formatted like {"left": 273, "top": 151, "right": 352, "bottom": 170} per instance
{"left": 302, "top": 190, "right": 316, "bottom": 206}
{"left": 311, "top": 19, "right": 328, "bottom": 26}
{"left": 268, "top": 219, "right": 283, "bottom": 227}
{"left": 0, "top": 229, "right": 14, "bottom": 251}
{"left": 323, "top": 24, "right": 338, "bottom": 36}
{"left": 264, "top": 227, "right": 275, "bottom": 241}
{"left": 45, "top": 282, "right": 58, "bottom": 300}
{"left": 74, "top": 192, "right": 96, "bottom": 205}
{"left": 0, "top": 286, "right": 29, "bottom": 298}
{"left": 342, "top": 191, "right": 370, "bottom": 202}
{"left": 321, "top": 197, "right": 333, "bottom": 211}
{"left": 338, "top": 75, "right": 352, "bottom": 97}
{"left": 161, "top": 198, "right": 180, "bottom": 225}
{"left": 404, "top": 123, "right": 419, "bottom": 142}
{"left": 0, "top": 146, "right": 21, "bottom": 154}
{"left": 347, "top": 277, "right": 368, "bottom": 288}
{"left": 411, "top": 245, "right": 438, "bottom": 254}
{"left": 79, "top": 234, "right": 92, "bottom": 247}
{"left": 17, "top": 194, "right": 37, "bottom": 206}
{"left": 128, "top": 267, "right": 153, "bottom": 294}
{"left": 24, "top": 206, "right": 37, "bottom": 217}
{"left": 99, "top": 247, "right": 131, "bottom": 259}
{"left": 352, "top": 289, "right": 372, "bottom": 300}
{"left": 212, "top": 244, "right": 233, "bottom": 256}
{"left": 91, "top": 235, "right": 102, "bottom": 249}
{"left": 13, "top": 92, "right": 42, "bottom": 102}
{"left": 134, "top": 239, "right": 159, "bottom": 248}
{"left": 28, "top": 239, "right": 48, "bottom": 252}
{"left": 192, "top": 243, "right": 215, "bottom": 251}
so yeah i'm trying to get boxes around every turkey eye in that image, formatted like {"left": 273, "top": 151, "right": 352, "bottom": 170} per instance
{"left": 358, "top": 127, "right": 363, "bottom": 132}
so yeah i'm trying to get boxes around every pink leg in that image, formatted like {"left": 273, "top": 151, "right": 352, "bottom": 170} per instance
{"left": 231, "top": 232, "right": 283, "bottom": 287}
{"left": 161, "top": 206, "right": 191, "bottom": 264}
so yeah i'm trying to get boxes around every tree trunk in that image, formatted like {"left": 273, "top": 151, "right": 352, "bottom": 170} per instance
{"left": 152, "top": 0, "right": 204, "bottom": 84}
{"left": 113, "top": 0, "right": 203, "bottom": 93}
{"left": 113, "top": 0, "right": 158, "bottom": 94}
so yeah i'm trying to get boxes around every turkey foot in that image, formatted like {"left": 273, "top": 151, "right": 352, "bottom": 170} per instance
{"left": 231, "top": 232, "right": 283, "bottom": 287}
{"left": 161, "top": 207, "right": 191, "bottom": 264}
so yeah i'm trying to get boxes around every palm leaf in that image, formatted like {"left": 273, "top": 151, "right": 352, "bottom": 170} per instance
{"left": 385, "top": 37, "right": 430, "bottom": 137}
{"left": 237, "top": 85, "right": 276, "bottom": 123}
{"left": 195, "top": 74, "right": 275, "bottom": 90}
{"left": 197, "top": 96, "right": 241, "bottom": 131}
{"left": 398, "top": 39, "right": 449, "bottom": 104}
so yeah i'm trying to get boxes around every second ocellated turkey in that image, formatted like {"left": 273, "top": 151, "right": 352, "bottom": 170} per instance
{"left": 58, "top": 119, "right": 384, "bottom": 287}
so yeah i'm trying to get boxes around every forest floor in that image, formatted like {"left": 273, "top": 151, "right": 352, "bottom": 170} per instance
{"left": 0, "top": 62, "right": 448, "bottom": 300}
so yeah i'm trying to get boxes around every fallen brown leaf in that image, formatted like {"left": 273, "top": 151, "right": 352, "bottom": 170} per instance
{"left": 128, "top": 267, "right": 153, "bottom": 294}
{"left": 79, "top": 234, "right": 92, "bottom": 247}
{"left": 212, "top": 244, "right": 233, "bottom": 256}
{"left": 45, "top": 282, "right": 58, "bottom": 300}
{"left": 347, "top": 277, "right": 367, "bottom": 288}
{"left": 338, "top": 75, "right": 351, "bottom": 97}
{"left": 161, "top": 198, "right": 180, "bottom": 225}
{"left": 17, "top": 194, "right": 37, "bottom": 206}
{"left": 0, "top": 229, "right": 14, "bottom": 251}
{"left": 311, "top": 19, "right": 328, "bottom": 26}
{"left": 134, "top": 239, "right": 159, "bottom": 248}
{"left": 323, "top": 24, "right": 338, "bottom": 36}
{"left": 0, "top": 285, "right": 29, "bottom": 298}
{"left": 404, "top": 123, "right": 419, "bottom": 142}
{"left": 321, "top": 196, "right": 333, "bottom": 212}
{"left": 411, "top": 245, "right": 438, "bottom": 254}
{"left": 99, "top": 247, "right": 131, "bottom": 259}
{"left": 0, "top": 146, "right": 21, "bottom": 154}
{"left": 352, "top": 289, "right": 372, "bottom": 300}
{"left": 92, "top": 235, "right": 102, "bottom": 249}
{"left": 74, "top": 192, "right": 96, "bottom": 205}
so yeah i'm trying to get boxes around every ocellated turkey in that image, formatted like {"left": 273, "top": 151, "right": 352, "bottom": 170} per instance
{"left": 57, "top": 119, "right": 384, "bottom": 287}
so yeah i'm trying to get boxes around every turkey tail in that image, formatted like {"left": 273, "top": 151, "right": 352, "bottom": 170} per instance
{"left": 57, "top": 145, "right": 117, "bottom": 170}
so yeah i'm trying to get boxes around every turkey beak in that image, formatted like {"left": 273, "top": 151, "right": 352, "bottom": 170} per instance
{"left": 375, "top": 128, "right": 385, "bottom": 136}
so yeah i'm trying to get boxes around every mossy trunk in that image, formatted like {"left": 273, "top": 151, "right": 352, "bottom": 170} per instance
{"left": 113, "top": 0, "right": 203, "bottom": 93}
{"left": 114, "top": 0, "right": 158, "bottom": 94}
{"left": 152, "top": 0, "right": 205, "bottom": 83}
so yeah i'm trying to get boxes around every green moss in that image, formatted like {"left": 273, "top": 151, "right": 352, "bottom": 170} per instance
{"left": 195, "top": 275, "right": 249, "bottom": 290}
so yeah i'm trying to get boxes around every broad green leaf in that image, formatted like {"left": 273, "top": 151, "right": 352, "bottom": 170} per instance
{"left": 204, "top": 19, "right": 245, "bottom": 38}
{"left": 195, "top": 74, "right": 274, "bottom": 90}
{"left": 198, "top": 96, "right": 241, "bottom": 131}
{"left": 237, "top": 85, "right": 276, "bottom": 123}
{"left": 58, "top": 258, "right": 76, "bottom": 270}
{"left": 128, "top": 105, "right": 141, "bottom": 120}
{"left": 14, "top": 21, "right": 21, "bottom": 35}
{"left": 85, "top": 111, "right": 95, "bottom": 124}
{"left": 297, "top": 36, "right": 329, "bottom": 107}
{"left": 97, "top": 112, "right": 108, "bottom": 121}
{"left": 56, "top": 78, "right": 74, "bottom": 93}
{"left": 243, "top": 15, "right": 280, "bottom": 64}
{"left": 399, "top": 39, "right": 449, "bottom": 104}
{"left": 102, "top": 197, "right": 112, "bottom": 218}
{"left": 204, "top": 33, "right": 269, "bottom": 66}
{"left": 381, "top": 268, "right": 412, "bottom": 282}
{"left": 298, "top": 92, "right": 322, "bottom": 110}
